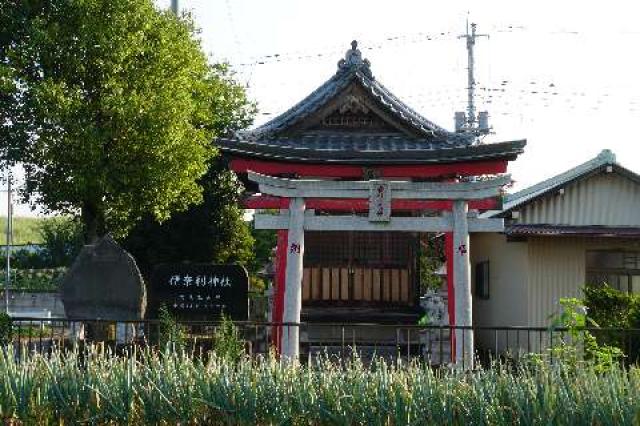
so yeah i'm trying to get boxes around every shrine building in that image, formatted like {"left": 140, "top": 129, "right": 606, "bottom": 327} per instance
{"left": 219, "top": 41, "right": 526, "bottom": 364}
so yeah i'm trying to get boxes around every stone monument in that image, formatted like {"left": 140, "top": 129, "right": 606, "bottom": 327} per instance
{"left": 61, "top": 235, "right": 146, "bottom": 342}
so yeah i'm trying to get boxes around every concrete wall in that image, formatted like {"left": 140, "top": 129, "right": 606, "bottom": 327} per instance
{"left": 470, "top": 233, "right": 529, "bottom": 354}
{"left": 517, "top": 172, "right": 640, "bottom": 226}
{"left": 0, "top": 291, "right": 65, "bottom": 318}
{"left": 471, "top": 233, "right": 529, "bottom": 327}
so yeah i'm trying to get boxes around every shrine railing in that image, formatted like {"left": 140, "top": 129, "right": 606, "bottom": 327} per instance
{"left": 5, "top": 318, "right": 640, "bottom": 368}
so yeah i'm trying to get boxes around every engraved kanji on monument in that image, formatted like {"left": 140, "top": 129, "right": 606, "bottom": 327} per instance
{"left": 149, "top": 263, "right": 249, "bottom": 321}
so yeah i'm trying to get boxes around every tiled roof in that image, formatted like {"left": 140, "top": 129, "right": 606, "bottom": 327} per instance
{"left": 217, "top": 136, "right": 525, "bottom": 164}
{"left": 242, "top": 40, "right": 458, "bottom": 141}
{"left": 220, "top": 41, "right": 526, "bottom": 164}
{"left": 505, "top": 224, "right": 640, "bottom": 238}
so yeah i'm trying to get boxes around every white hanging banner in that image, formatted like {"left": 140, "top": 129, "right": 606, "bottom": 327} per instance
{"left": 368, "top": 180, "right": 391, "bottom": 222}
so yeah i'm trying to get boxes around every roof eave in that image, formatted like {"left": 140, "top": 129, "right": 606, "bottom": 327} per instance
{"left": 218, "top": 138, "right": 526, "bottom": 165}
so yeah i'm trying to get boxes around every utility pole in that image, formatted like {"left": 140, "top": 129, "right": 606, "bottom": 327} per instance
{"left": 4, "top": 173, "right": 11, "bottom": 314}
{"left": 455, "top": 22, "right": 490, "bottom": 137}
{"left": 171, "top": 0, "right": 179, "bottom": 14}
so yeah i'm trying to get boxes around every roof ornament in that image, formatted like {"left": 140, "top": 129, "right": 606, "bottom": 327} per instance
{"left": 597, "top": 149, "right": 616, "bottom": 164}
{"left": 337, "top": 40, "right": 373, "bottom": 78}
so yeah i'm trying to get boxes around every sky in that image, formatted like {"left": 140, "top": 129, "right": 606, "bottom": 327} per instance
{"left": 5, "top": 0, "right": 640, "bottom": 216}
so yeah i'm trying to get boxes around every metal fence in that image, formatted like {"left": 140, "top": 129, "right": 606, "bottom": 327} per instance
{"left": 6, "top": 317, "right": 640, "bottom": 366}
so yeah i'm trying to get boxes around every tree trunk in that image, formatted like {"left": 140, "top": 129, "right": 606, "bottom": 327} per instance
{"left": 82, "top": 201, "right": 106, "bottom": 244}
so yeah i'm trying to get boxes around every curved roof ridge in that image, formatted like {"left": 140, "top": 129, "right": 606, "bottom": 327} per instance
{"left": 367, "top": 78, "right": 450, "bottom": 135}
{"left": 240, "top": 41, "right": 470, "bottom": 143}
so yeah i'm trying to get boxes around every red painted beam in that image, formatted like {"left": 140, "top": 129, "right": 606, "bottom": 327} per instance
{"left": 244, "top": 196, "right": 499, "bottom": 211}
{"left": 445, "top": 232, "right": 456, "bottom": 362}
{"left": 271, "top": 230, "right": 288, "bottom": 353}
{"left": 230, "top": 158, "right": 508, "bottom": 179}
{"left": 244, "top": 196, "right": 290, "bottom": 209}
{"left": 232, "top": 158, "right": 362, "bottom": 178}
{"left": 380, "top": 161, "right": 508, "bottom": 178}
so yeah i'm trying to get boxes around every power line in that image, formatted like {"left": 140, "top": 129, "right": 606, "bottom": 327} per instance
{"left": 234, "top": 30, "right": 457, "bottom": 67}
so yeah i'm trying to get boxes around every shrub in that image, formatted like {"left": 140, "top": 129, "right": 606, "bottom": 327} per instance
{"left": 584, "top": 284, "right": 640, "bottom": 328}
{"left": 0, "top": 313, "right": 11, "bottom": 345}
{"left": 157, "top": 305, "right": 186, "bottom": 350}
{"left": 0, "top": 248, "right": 48, "bottom": 270}
{"left": 548, "top": 297, "right": 623, "bottom": 371}
{"left": 213, "top": 315, "right": 245, "bottom": 363}
{"left": 0, "top": 268, "right": 67, "bottom": 292}
{"left": 583, "top": 284, "right": 640, "bottom": 362}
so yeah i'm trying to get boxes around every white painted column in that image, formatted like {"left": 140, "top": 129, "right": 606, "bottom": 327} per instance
{"left": 453, "top": 200, "right": 473, "bottom": 367}
{"left": 116, "top": 322, "right": 136, "bottom": 344}
{"left": 70, "top": 321, "right": 85, "bottom": 341}
{"left": 281, "top": 197, "right": 305, "bottom": 361}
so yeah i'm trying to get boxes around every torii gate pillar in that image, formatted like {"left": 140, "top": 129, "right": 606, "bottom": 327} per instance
{"left": 453, "top": 200, "right": 473, "bottom": 367}
{"left": 281, "top": 197, "right": 305, "bottom": 361}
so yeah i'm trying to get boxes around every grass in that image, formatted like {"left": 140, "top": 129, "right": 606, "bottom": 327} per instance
{"left": 0, "top": 346, "right": 638, "bottom": 424}
{"left": 0, "top": 216, "right": 48, "bottom": 245}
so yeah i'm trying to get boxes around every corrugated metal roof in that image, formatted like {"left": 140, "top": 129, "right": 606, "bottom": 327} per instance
{"left": 505, "top": 224, "right": 640, "bottom": 237}
{"left": 485, "top": 149, "right": 640, "bottom": 218}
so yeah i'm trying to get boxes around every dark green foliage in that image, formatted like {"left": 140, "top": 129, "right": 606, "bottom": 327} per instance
{"left": 0, "top": 313, "right": 11, "bottom": 345}
{"left": 38, "top": 217, "right": 84, "bottom": 267}
{"left": 0, "top": 217, "right": 82, "bottom": 270}
{"left": 122, "top": 158, "right": 254, "bottom": 279}
{"left": 584, "top": 284, "right": 640, "bottom": 329}
{"left": 547, "top": 297, "right": 623, "bottom": 371}
{"left": 0, "top": 0, "right": 254, "bottom": 242}
{"left": 583, "top": 284, "right": 640, "bottom": 362}
{"left": 0, "top": 268, "right": 66, "bottom": 292}
{"left": 213, "top": 315, "right": 244, "bottom": 363}
{"left": 157, "top": 305, "right": 185, "bottom": 350}
{"left": 418, "top": 234, "right": 444, "bottom": 294}
{"left": 249, "top": 227, "right": 277, "bottom": 274}
{"left": 0, "top": 248, "right": 47, "bottom": 270}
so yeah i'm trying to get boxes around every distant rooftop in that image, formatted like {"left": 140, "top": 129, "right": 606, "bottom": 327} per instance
{"left": 489, "top": 149, "right": 640, "bottom": 216}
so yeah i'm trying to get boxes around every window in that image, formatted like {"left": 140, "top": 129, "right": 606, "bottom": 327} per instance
{"left": 586, "top": 251, "right": 640, "bottom": 294}
{"left": 475, "top": 261, "right": 490, "bottom": 299}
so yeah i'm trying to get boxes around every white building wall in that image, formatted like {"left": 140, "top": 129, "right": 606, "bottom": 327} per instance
{"left": 470, "top": 233, "right": 528, "bottom": 353}
{"left": 518, "top": 173, "right": 640, "bottom": 226}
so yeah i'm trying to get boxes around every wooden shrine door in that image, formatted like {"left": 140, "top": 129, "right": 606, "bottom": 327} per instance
{"left": 302, "top": 231, "right": 418, "bottom": 307}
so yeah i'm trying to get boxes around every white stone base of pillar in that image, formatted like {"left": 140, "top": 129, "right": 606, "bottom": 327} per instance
{"left": 70, "top": 321, "right": 85, "bottom": 341}
{"left": 115, "top": 322, "right": 136, "bottom": 344}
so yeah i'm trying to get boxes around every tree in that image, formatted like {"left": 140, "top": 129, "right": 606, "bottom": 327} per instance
{"left": 122, "top": 158, "right": 255, "bottom": 279}
{"left": 39, "top": 216, "right": 84, "bottom": 267}
{"left": 0, "top": 0, "right": 253, "bottom": 242}
{"left": 249, "top": 228, "right": 277, "bottom": 274}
